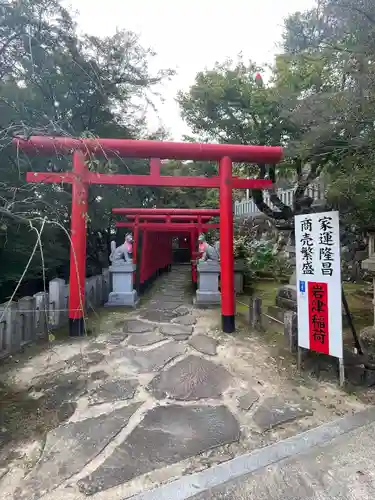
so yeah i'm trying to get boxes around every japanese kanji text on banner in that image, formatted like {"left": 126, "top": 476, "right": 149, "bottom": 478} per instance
{"left": 295, "top": 211, "right": 343, "bottom": 359}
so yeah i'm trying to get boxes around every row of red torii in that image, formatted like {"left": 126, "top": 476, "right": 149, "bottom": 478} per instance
{"left": 113, "top": 209, "right": 220, "bottom": 287}
{"left": 15, "top": 136, "right": 283, "bottom": 335}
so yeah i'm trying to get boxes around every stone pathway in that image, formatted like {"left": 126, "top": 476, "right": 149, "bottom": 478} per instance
{"left": 0, "top": 265, "right": 368, "bottom": 500}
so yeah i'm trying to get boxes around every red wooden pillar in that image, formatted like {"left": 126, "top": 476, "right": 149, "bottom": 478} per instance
{"left": 159, "top": 233, "right": 163, "bottom": 271}
{"left": 190, "top": 229, "right": 196, "bottom": 283}
{"left": 219, "top": 156, "right": 235, "bottom": 333}
{"left": 150, "top": 232, "right": 156, "bottom": 277}
{"left": 133, "top": 216, "right": 139, "bottom": 266}
{"left": 169, "top": 233, "right": 173, "bottom": 267}
{"left": 69, "top": 151, "right": 88, "bottom": 336}
{"left": 198, "top": 215, "right": 202, "bottom": 235}
{"left": 152, "top": 232, "right": 157, "bottom": 275}
{"left": 140, "top": 230, "right": 147, "bottom": 284}
{"left": 133, "top": 215, "right": 139, "bottom": 284}
{"left": 170, "top": 233, "right": 173, "bottom": 267}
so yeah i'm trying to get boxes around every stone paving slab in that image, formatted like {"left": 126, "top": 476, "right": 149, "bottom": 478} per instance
{"left": 32, "top": 372, "right": 87, "bottom": 411}
{"left": 174, "top": 306, "right": 191, "bottom": 316}
{"left": 107, "top": 333, "right": 128, "bottom": 345}
{"left": 14, "top": 403, "right": 141, "bottom": 500}
{"left": 173, "top": 314, "right": 197, "bottom": 326}
{"left": 159, "top": 323, "right": 193, "bottom": 340}
{"left": 159, "top": 291, "right": 185, "bottom": 298}
{"left": 149, "top": 355, "right": 233, "bottom": 401}
{"left": 67, "top": 351, "right": 106, "bottom": 367}
{"left": 77, "top": 405, "right": 240, "bottom": 495}
{"left": 123, "top": 319, "right": 156, "bottom": 334}
{"left": 127, "top": 331, "right": 165, "bottom": 347}
{"left": 89, "top": 370, "right": 109, "bottom": 381}
{"left": 238, "top": 389, "right": 260, "bottom": 411}
{"left": 86, "top": 342, "right": 107, "bottom": 351}
{"left": 88, "top": 379, "right": 138, "bottom": 405}
{"left": 189, "top": 334, "right": 217, "bottom": 355}
{"left": 140, "top": 310, "right": 179, "bottom": 322}
{"left": 112, "top": 342, "right": 186, "bottom": 373}
{"left": 148, "top": 301, "right": 182, "bottom": 310}
{"left": 253, "top": 396, "right": 312, "bottom": 431}
{"left": 150, "top": 297, "right": 184, "bottom": 304}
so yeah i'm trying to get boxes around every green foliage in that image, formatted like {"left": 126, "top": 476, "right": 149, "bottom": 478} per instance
{"left": 177, "top": 58, "right": 321, "bottom": 220}
{"left": 279, "top": 0, "right": 375, "bottom": 229}
{"left": 5, "top": 0, "right": 375, "bottom": 301}
{"left": 233, "top": 222, "right": 291, "bottom": 282}
{"left": 245, "top": 240, "right": 291, "bottom": 281}
{"left": 177, "top": 0, "right": 375, "bottom": 230}
{"left": 178, "top": 60, "right": 285, "bottom": 147}
{"left": 158, "top": 160, "right": 219, "bottom": 209}
{"left": 0, "top": 0, "right": 173, "bottom": 300}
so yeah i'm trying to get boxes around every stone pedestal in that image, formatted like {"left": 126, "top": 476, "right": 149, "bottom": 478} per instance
{"left": 195, "top": 261, "right": 221, "bottom": 305}
{"left": 234, "top": 260, "right": 245, "bottom": 294}
{"left": 105, "top": 262, "right": 138, "bottom": 307}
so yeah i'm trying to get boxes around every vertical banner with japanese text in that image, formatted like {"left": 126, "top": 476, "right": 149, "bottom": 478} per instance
{"left": 295, "top": 211, "right": 343, "bottom": 359}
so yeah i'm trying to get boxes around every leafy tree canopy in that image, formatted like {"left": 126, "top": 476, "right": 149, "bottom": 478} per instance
{"left": 178, "top": 0, "right": 375, "bottom": 227}
{"left": 0, "top": 0, "right": 174, "bottom": 299}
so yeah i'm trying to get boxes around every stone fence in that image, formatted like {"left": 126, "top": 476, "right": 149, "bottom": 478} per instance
{"left": 245, "top": 295, "right": 298, "bottom": 353}
{"left": 0, "top": 269, "right": 110, "bottom": 360}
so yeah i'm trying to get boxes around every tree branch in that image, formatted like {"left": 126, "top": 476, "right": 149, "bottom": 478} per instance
{"left": 251, "top": 163, "right": 294, "bottom": 220}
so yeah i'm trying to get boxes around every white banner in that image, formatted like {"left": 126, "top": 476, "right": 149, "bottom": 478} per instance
{"left": 295, "top": 211, "right": 343, "bottom": 359}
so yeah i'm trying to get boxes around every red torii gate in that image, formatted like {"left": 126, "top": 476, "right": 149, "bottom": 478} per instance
{"left": 114, "top": 209, "right": 220, "bottom": 274}
{"left": 15, "top": 136, "right": 282, "bottom": 335}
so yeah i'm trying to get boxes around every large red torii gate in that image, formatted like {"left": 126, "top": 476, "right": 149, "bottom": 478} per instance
{"left": 15, "top": 136, "right": 282, "bottom": 335}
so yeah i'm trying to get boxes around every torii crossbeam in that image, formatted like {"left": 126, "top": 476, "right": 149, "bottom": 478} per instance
{"left": 15, "top": 136, "right": 282, "bottom": 335}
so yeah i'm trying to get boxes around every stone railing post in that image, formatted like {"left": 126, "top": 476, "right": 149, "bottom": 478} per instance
{"left": 248, "top": 296, "right": 262, "bottom": 330}
{"left": 48, "top": 278, "right": 66, "bottom": 328}
{"left": 17, "top": 296, "right": 36, "bottom": 345}
{"left": 284, "top": 310, "right": 298, "bottom": 353}
{"left": 33, "top": 291, "right": 49, "bottom": 339}
{"left": 0, "top": 301, "right": 17, "bottom": 356}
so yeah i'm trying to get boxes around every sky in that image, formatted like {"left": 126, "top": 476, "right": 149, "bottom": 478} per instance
{"left": 66, "top": 0, "right": 315, "bottom": 139}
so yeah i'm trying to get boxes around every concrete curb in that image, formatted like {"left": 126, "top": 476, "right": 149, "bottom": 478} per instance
{"left": 128, "top": 406, "right": 375, "bottom": 500}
